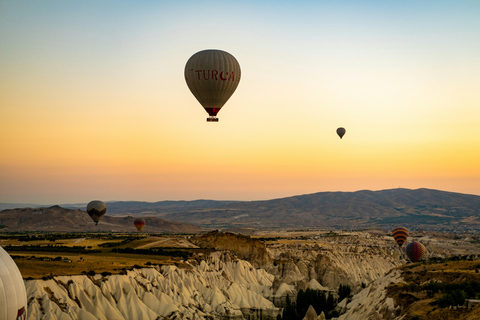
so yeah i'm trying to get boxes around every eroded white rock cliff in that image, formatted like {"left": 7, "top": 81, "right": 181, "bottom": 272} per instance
{"left": 265, "top": 232, "right": 403, "bottom": 298}
{"left": 24, "top": 232, "right": 405, "bottom": 319}
{"left": 26, "top": 252, "right": 281, "bottom": 320}
{"left": 336, "top": 269, "right": 403, "bottom": 320}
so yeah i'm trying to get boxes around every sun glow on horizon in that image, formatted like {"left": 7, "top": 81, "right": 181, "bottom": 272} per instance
{"left": 1, "top": 1, "right": 480, "bottom": 204}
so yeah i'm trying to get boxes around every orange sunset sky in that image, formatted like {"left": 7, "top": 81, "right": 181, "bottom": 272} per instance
{"left": 1, "top": 1, "right": 480, "bottom": 204}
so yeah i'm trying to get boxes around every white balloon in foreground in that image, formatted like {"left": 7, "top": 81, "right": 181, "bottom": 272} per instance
{"left": 0, "top": 246, "right": 27, "bottom": 320}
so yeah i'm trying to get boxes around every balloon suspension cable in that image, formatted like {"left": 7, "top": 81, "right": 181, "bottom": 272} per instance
{"left": 207, "top": 116, "right": 219, "bottom": 122}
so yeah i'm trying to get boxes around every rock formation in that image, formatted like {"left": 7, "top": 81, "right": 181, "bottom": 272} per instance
{"left": 25, "top": 252, "right": 281, "bottom": 320}
{"left": 303, "top": 305, "right": 318, "bottom": 320}
{"left": 301, "top": 305, "right": 327, "bottom": 320}
{"left": 23, "top": 231, "right": 409, "bottom": 319}
{"left": 336, "top": 269, "right": 403, "bottom": 320}
{"left": 264, "top": 232, "right": 403, "bottom": 305}
{"left": 192, "top": 230, "right": 273, "bottom": 267}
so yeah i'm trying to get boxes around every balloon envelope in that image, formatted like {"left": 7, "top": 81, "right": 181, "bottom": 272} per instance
{"left": 0, "top": 246, "right": 27, "bottom": 320}
{"left": 392, "top": 227, "right": 409, "bottom": 247}
{"left": 134, "top": 218, "right": 146, "bottom": 232}
{"left": 336, "top": 127, "right": 346, "bottom": 139}
{"left": 185, "top": 49, "right": 241, "bottom": 121}
{"left": 86, "top": 200, "right": 107, "bottom": 226}
{"left": 406, "top": 241, "right": 426, "bottom": 262}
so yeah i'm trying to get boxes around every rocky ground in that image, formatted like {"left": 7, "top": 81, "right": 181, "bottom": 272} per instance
{"left": 20, "top": 230, "right": 480, "bottom": 319}
{"left": 26, "top": 252, "right": 281, "bottom": 320}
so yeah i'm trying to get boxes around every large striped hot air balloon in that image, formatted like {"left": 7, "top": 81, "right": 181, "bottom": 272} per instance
{"left": 405, "top": 241, "right": 426, "bottom": 262}
{"left": 86, "top": 200, "right": 107, "bottom": 226}
{"left": 392, "top": 227, "right": 409, "bottom": 247}
{"left": 0, "top": 246, "right": 27, "bottom": 320}
{"left": 134, "top": 218, "right": 146, "bottom": 232}
{"left": 185, "top": 49, "right": 241, "bottom": 122}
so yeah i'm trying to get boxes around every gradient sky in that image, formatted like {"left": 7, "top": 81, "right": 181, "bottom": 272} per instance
{"left": 1, "top": 0, "right": 480, "bottom": 204}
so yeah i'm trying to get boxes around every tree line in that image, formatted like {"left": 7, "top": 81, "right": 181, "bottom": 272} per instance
{"left": 278, "top": 285, "right": 352, "bottom": 319}
{"left": 3, "top": 245, "right": 101, "bottom": 253}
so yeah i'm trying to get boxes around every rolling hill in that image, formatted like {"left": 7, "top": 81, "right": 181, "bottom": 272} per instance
{"left": 155, "top": 188, "right": 480, "bottom": 231}
{"left": 0, "top": 205, "right": 205, "bottom": 233}
{"left": 2, "top": 188, "right": 480, "bottom": 232}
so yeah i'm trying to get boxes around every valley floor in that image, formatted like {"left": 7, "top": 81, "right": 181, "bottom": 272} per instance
{"left": 2, "top": 229, "right": 480, "bottom": 319}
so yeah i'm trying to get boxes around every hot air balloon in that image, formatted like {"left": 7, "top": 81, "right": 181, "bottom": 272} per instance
{"left": 86, "top": 200, "right": 107, "bottom": 226}
{"left": 392, "top": 227, "right": 409, "bottom": 247}
{"left": 134, "top": 218, "right": 146, "bottom": 232}
{"left": 0, "top": 246, "right": 27, "bottom": 320}
{"left": 405, "top": 241, "right": 426, "bottom": 262}
{"left": 336, "top": 127, "right": 346, "bottom": 139}
{"left": 185, "top": 49, "right": 241, "bottom": 122}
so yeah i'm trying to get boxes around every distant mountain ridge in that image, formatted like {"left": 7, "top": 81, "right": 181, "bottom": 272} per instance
{"left": 0, "top": 200, "right": 240, "bottom": 214}
{"left": 0, "top": 205, "right": 205, "bottom": 233}
{"left": 155, "top": 188, "right": 480, "bottom": 231}
{"left": 2, "top": 188, "right": 480, "bottom": 232}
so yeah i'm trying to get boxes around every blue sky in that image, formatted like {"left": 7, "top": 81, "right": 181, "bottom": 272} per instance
{"left": 1, "top": 0, "right": 480, "bottom": 203}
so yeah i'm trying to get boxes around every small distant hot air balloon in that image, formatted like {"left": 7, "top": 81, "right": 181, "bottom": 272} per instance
{"left": 134, "top": 218, "right": 146, "bottom": 232}
{"left": 86, "top": 200, "right": 107, "bottom": 226}
{"left": 336, "top": 127, "right": 346, "bottom": 139}
{"left": 185, "top": 49, "right": 241, "bottom": 122}
{"left": 392, "top": 227, "right": 409, "bottom": 247}
{"left": 0, "top": 246, "right": 27, "bottom": 320}
{"left": 405, "top": 241, "right": 426, "bottom": 262}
